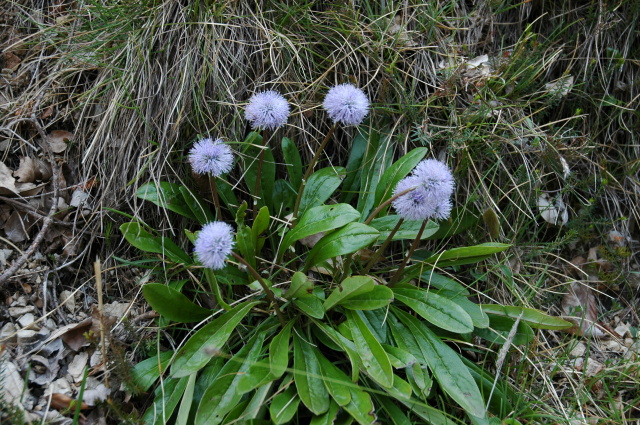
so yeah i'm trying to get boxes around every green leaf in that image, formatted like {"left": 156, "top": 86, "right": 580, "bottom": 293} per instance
{"left": 324, "top": 276, "right": 375, "bottom": 311}
{"left": 131, "top": 350, "right": 173, "bottom": 392}
{"left": 172, "top": 301, "right": 259, "bottom": 377}
{"left": 345, "top": 310, "right": 394, "bottom": 388}
{"left": 270, "top": 321, "right": 294, "bottom": 378}
{"left": 357, "top": 128, "right": 394, "bottom": 219}
{"left": 340, "top": 285, "right": 393, "bottom": 311}
{"left": 370, "top": 216, "right": 440, "bottom": 241}
{"left": 316, "top": 352, "right": 352, "bottom": 406}
{"left": 142, "top": 376, "right": 189, "bottom": 425}
{"left": 381, "top": 344, "right": 416, "bottom": 369}
{"left": 420, "top": 272, "right": 470, "bottom": 296}
{"left": 282, "top": 137, "right": 303, "bottom": 189}
{"left": 243, "top": 134, "right": 276, "bottom": 211}
{"left": 142, "top": 283, "right": 211, "bottom": 323}
{"left": 343, "top": 385, "right": 377, "bottom": 425}
{"left": 340, "top": 133, "right": 367, "bottom": 204}
{"left": 310, "top": 400, "right": 340, "bottom": 425}
{"left": 215, "top": 176, "right": 238, "bottom": 209}
{"left": 374, "top": 395, "right": 412, "bottom": 425}
{"left": 294, "top": 333, "right": 330, "bottom": 415}
{"left": 195, "top": 334, "right": 264, "bottom": 425}
{"left": 178, "top": 186, "right": 215, "bottom": 224}
{"left": 480, "top": 304, "right": 572, "bottom": 330}
{"left": 273, "top": 179, "right": 297, "bottom": 217}
{"left": 279, "top": 204, "right": 361, "bottom": 260}
{"left": 447, "top": 294, "right": 489, "bottom": 329}
{"left": 136, "top": 182, "right": 196, "bottom": 221}
{"left": 304, "top": 223, "right": 379, "bottom": 271}
{"left": 120, "top": 222, "right": 192, "bottom": 264}
{"left": 374, "top": 147, "right": 428, "bottom": 211}
{"left": 270, "top": 382, "right": 300, "bottom": 424}
{"left": 312, "top": 320, "right": 362, "bottom": 382}
{"left": 231, "top": 382, "right": 274, "bottom": 422}
{"left": 293, "top": 295, "right": 325, "bottom": 319}
{"left": 251, "top": 206, "right": 270, "bottom": 252}
{"left": 299, "top": 167, "right": 346, "bottom": 217}
{"left": 425, "top": 206, "right": 478, "bottom": 240}
{"left": 393, "top": 308, "right": 486, "bottom": 418}
{"left": 175, "top": 374, "right": 196, "bottom": 425}
{"left": 284, "top": 271, "right": 314, "bottom": 299}
{"left": 417, "top": 243, "right": 511, "bottom": 268}
{"left": 474, "top": 314, "right": 535, "bottom": 345}
{"left": 235, "top": 224, "right": 256, "bottom": 269}
{"left": 393, "top": 287, "right": 474, "bottom": 333}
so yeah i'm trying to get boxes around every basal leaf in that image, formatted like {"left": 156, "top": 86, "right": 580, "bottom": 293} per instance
{"left": 393, "top": 286, "right": 474, "bottom": 333}
{"left": 419, "top": 243, "right": 511, "bottom": 268}
{"left": 131, "top": 350, "right": 173, "bottom": 393}
{"left": 370, "top": 216, "right": 440, "bottom": 241}
{"left": 474, "top": 314, "right": 535, "bottom": 345}
{"left": 282, "top": 137, "right": 303, "bottom": 189}
{"left": 310, "top": 400, "right": 340, "bottom": 425}
{"left": 324, "top": 276, "right": 376, "bottom": 311}
{"left": 316, "top": 352, "right": 352, "bottom": 407}
{"left": 171, "top": 301, "right": 258, "bottom": 377}
{"left": 357, "top": 127, "right": 393, "bottom": 219}
{"left": 142, "top": 283, "right": 211, "bottom": 323}
{"left": 270, "top": 383, "right": 300, "bottom": 425}
{"left": 345, "top": 310, "right": 394, "bottom": 388}
{"left": 294, "top": 333, "right": 330, "bottom": 415}
{"left": 340, "top": 285, "right": 393, "bottom": 311}
{"left": 178, "top": 186, "right": 215, "bottom": 224}
{"left": 293, "top": 295, "right": 325, "bottom": 319}
{"left": 299, "top": 166, "right": 346, "bottom": 217}
{"left": 284, "top": 271, "right": 314, "bottom": 299}
{"left": 393, "top": 308, "right": 486, "bottom": 418}
{"left": 269, "top": 321, "right": 294, "bottom": 378}
{"left": 120, "top": 222, "right": 192, "bottom": 264}
{"left": 480, "top": 304, "right": 572, "bottom": 330}
{"left": 304, "top": 223, "right": 379, "bottom": 271}
{"left": 136, "top": 182, "right": 196, "bottom": 221}
{"left": 279, "top": 204, "right": 360, "bottom": 260}
{"left": 142, "top": 376, "right": 189, "bottom": 425}
{"left": 195, "top": 334, "right": 264, "bottom": 425}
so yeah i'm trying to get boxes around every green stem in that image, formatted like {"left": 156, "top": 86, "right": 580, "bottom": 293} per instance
{"left": 231, "top": 252, "right": 287, "bottom": 327}
{"left": 389, "top": 219, "right": 427, "bottom": 288}
{"left": 209, "top": 175, "right": 222, "bottom": 219}
{"left": 362, "top": 217, "right": 404, "bottom": 274}
{"left": 205, "top": 268, "right": 232, "bottom": 311}
{"left": 292, "top": 124, "right": 336, "bottom": 221}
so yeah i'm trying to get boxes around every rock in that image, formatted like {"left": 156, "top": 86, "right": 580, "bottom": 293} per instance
{"left": 0, "top": 359, "right": 29, "bottom": 410}
{"left": 44, "top": 378, "right": 72, "bottom": 397}
{"left": 9, "top": 305, "right": 35, "bottom": 317}
{"left": 59, "top": 290, "right": 76, "bottom": 313}
{"left": 601, "top": 339, "right": 626, "bottom": 353}
{"left": 0, "top": 322, "right": 17, "bottom": 343}
{"left": 17, "top": 313, "right": 36, "bottom": 328}
{"left": 614, "top": 323, "right": 631, "bottom": 338}
{"left": 68, "top": 352, "right": 88, "bottom": 382}
{"left": 16, "top": 329, "right": 37, "bottom": 346}
{"left": 569, "top": 342, "right": 586, "bottom": 358}
{"left": 623, "top": 340, "right": 640, "bottom": 360}
{"left": 584, "top": 358, "right": 605, "bottom": 377}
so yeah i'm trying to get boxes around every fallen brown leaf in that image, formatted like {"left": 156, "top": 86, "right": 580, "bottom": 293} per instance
{"left": 50, "top": 393, "right": 90, "bottom": 411}
{"left": 0, "top": 161, "right": 18, "bottom": 195}
{"left": 561, "top": 281, "right": 605, "bottom": 337}
{"left": 47, "top": 130, "right": 73, "bottom": 153}
{"left": 2, "top": 52, "right": 21, "bottom": 71}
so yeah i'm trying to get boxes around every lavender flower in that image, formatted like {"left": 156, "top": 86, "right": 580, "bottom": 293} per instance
{"left": 194, "top": 221, "right": 235, "bottom": 270}
{"left": 322, "top": 83, "right": 370, "bottom": 126}
{"left": 391, "top": 176, "right": 436, "bottom": 221}
{"left": 245, "top": 90, "right": 290, "bottom": 130}
{"left": 412, "top": 159, "right": 455, "bottom": 200}
{"left": 391, "top": 159, "right": 455, "bottom": 221}
{"left": 188, "top": 138, "right": 234, "bottom": 176}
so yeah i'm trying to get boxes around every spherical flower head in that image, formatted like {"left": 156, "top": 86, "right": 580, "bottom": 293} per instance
{"left": 245, "top": 90, "right": 290, "bottom": 130}
{"left": 323, "top": 83, "right": 370, "bottom": 126}
{"left": 411, "top": 159, "right": 455, "bottom": 200}
{"left": 194, "top": 221, "right": 235, "bottom": 270}
{"left": 392, "top": 176, "right": 437, "bottom": 221}
{"left": 188, "top": 138, "right": 234, "bottom": 176}
{"left": 432, "top": 198, "right": 453, "bottom": 220}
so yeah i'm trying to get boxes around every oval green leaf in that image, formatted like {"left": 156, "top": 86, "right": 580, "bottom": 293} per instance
{"left": 142, "top": 283, "right": 211, "bottom": 323}
{"left": 323, "top": 276, "right": 375, "bottom": 311}
{"left": 375, "top": 147, "right": 427, "bottom": 209}
{"left": 304, "top": 222, "right": 379, "bottom": 271}
{"left": 298, "top": 166, "right": 346, "bottom": 217}
{"left": 480, "top": 304, "right": 572, "bottom": 330}
{"left": 340, "top": 285, "right": 394, "bottom": 311}
{"left": 293, "top": 333, "right": 330, "bottom": 415}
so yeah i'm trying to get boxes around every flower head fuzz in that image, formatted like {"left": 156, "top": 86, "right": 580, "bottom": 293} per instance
{"left": 323, "top": 84, "right": 370, "bottom": 126}
{"left": 188, "top": 138, "right": 234, "bottom": 176}
{"left": 392, "top": 159, "right": 455, "bottom": 221}
{"left": 245, "top": 90, "right": 290, "bottom": 130}
{"left": 194, "top": 221, "right": 235, "bottom": 270}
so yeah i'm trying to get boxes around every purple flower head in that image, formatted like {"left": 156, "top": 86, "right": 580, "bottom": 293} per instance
{"left": 411, "top": 159, "right": 455, "bottom": 200}
{"left": 194, "top": 221, "right": 235, "bottom": 270}
{"left": 432, "top": 198, "right": 453, "bottom": 220}
{"left": 323, "top": 83, "right": 370, "bottom": 126}
{"left": 391, "top": 176, "right": 437, "bottom": 221}
{"left": 188, "top": 138, "right": 234, "bottom": 176}
{"left": 245, "top": 90, "right": 290, "bottom": 130}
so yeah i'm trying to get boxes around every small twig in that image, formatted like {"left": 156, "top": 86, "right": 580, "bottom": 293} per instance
{"left": 94, "top": 257, "right": 109, "bottom": 389}
{"left": 363, "top": 186, "right": 416, "bottom": 225}
{"left": 362, "top": 217, "right": 404, "bottom": 274}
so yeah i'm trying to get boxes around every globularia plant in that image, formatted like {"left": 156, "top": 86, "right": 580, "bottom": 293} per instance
{"left": 122, "top": 84, "right": 571, "bottom": 425}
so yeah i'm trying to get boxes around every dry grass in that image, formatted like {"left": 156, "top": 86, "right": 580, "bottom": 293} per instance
{"left": 1, "top": 0, "right": 639, "bottom": 423}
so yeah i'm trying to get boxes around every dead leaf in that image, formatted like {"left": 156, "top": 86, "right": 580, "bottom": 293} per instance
{"left": 538, "top": 193, "right": 569, "bottom": 226}
{"left": 14, "top": 157, "right": 37, "bottom": 183}
{"left": 47, "top": 130, "right": 73, "bottom": 153}
{"left": 299, "top": 231, "right": 325, "bottom": 248}
{"left": 59, "top": 317, "right": 93, "bottom": 351}
{"left": 4, "top": 211, "right": 31, "bottom": 243}
{"left": 545, "top": 75, "right": 574, "bottom": 96}
{"left": 0, "top": 161, "right": 18, "bottom": 195}
{"left": 50, "top": 393, "right": 89, "bottom": 411}
{"left": 561, "top": 281, "right": 605, "bottom": 337}
{"left": 2, "top": 52, "right": 22, "bottom": 71}
{"left": 83, "top": 384, "right": 109, "bottom": 406}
